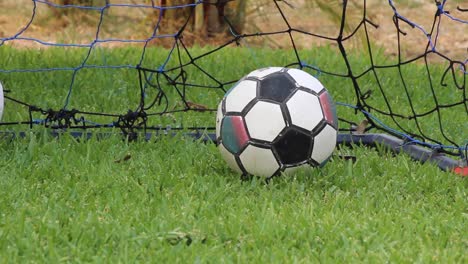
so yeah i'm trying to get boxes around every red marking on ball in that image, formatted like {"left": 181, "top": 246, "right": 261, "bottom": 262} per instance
{"left": 231, "top": 116, "right": 249, "bottom": 148}
{"left": 319, "top": 91, "right": 337, "bottom": 126}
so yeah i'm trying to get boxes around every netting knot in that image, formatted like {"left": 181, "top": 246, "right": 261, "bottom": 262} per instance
{"left": 115, "top": 110, "right": 148, "bottom": 139}
{"left": 44, "top": 108, "right": 81, "bottom": 128}
{"left": 436, "top": 1, "right": 445, "bottom": 16}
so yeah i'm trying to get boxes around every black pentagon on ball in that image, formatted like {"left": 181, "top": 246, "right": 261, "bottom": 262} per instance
{"left": 273, "top": 127, "right": 312, "bottom": 165}
{"left": 258, "top": 73, "right": 297, "bottom": 103}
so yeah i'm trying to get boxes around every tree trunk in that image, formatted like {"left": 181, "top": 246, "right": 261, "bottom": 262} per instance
{"left": 194, "top": 1, "right": 204, "bottom": 32}
{"left": 53, "top": 0, "right": 248, "bottom": 42}
{"left": 205, "top": 0, "right": 246, "bottom": 37}
{"left": 160, "top": 0, "right": 194, "bottom": 33}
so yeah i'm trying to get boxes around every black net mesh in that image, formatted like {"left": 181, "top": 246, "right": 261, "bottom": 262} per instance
{"left": 0, "top": 0, "right": 466, "bottom": 156}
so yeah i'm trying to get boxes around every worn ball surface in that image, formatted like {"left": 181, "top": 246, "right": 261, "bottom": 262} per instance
{"left": 216, "top": 67, "right": 338, "bottom": 178}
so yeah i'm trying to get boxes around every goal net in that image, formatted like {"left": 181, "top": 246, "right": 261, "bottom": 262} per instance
{"left": 0, "top": 1, "right": 467, "bottom": 167}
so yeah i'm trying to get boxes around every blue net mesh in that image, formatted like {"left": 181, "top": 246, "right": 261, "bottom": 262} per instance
{"left": 0, "top": 0, "right": 466, "bottom": 156}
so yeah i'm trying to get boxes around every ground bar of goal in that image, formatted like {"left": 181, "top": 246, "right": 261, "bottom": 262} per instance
{"left": 0, "top": 131, "right": 465, "bottom": 176}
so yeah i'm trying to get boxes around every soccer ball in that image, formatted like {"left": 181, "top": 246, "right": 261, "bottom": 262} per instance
{"left": 216, "top": 67, "right": 338, "bottom": 178}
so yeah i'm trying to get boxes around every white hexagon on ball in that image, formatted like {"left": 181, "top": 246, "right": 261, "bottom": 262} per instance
{"left": 311, "top": 124, "right": 337, "bottom": 164}
{"left": 245, "top": 101, "right": 285, "bottom": 142}
{"left": 247, "top": 67, "right": 283, "bottom": 79}
{"left": 287, "top": 90, "right": 324, "bottom": 131}
{"left": 239, "top": 145, "right": 280, "bottom": 177}
{"left": 224, "top": 80, "right": 257, "bottom": 113}
{"left": 218, "top": 143, "right": 243, "bottom": 174}
{"left": 287, "top": 69, "right": 324, "bottom": 94}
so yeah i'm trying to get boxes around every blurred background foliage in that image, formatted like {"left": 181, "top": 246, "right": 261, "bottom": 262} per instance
{"left": 49, "top": 0, "right": 349, "bottom": 38}
{"left": 40, "top": 0, "right": 364, "bottom": 49}
{"left": 1, "top": 0, "right": 466, "bottom": 59}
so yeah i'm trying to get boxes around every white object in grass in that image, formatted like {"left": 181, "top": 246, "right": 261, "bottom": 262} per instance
{"left": 216, "top": 67, "right": 338, "bottom": 179}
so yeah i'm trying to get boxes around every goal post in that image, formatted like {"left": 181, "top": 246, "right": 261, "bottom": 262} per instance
{"left": 0, "top": 0, "right": 466, "bottom": 175}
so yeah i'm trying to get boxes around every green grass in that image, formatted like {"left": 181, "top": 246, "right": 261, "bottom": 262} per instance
{"left": 0, "top": 46, "right": 467, "bottom": 262}
{"left": 1, "top": 44, "right": 466, "bottom": 145}
{"left": 0, "top": 134, "right": 466, "bottom": 262}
